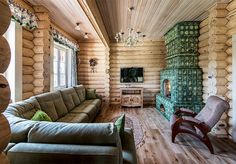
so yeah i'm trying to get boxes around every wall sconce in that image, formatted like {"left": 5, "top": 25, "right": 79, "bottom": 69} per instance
{"left": 89, "top": 58, "right": 97, "bottom": 73}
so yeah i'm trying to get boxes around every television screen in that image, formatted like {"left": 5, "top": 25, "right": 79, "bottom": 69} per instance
{"left": 120, "top": 67, "right": 144, "bottom": 83}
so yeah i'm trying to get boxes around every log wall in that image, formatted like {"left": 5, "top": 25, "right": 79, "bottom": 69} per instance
{"left": 22, "top": 28, "right": 35, "bottom": 99}
{"left": 77, "top": 42, "right": 107, "bottom": 100}
{"left": 32, "top": 6, "right": 51, "bottom": 95}
{"left": 226, "top": 0, "right": 236, "bottom": 137}
{"left": 199, "top": 3, "right": 229, "bottom": 138}
{"left": 109, "top": 41, "right": 166, "bottom": 105}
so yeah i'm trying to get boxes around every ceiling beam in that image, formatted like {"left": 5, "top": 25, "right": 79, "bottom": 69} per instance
{"left": 77, "top": 0, "right": 110, "bottom": 48}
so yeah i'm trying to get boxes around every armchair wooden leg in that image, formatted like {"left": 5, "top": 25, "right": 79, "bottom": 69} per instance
{"left": 171, "top": 127, "right": 179, "bottom": 143}
{"left": 202, "top": 135, "right": 214, "bottom": 154}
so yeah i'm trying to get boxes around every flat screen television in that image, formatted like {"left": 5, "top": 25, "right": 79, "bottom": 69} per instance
{"left": 120, "top": 67, "right": 144, "bottom": 83}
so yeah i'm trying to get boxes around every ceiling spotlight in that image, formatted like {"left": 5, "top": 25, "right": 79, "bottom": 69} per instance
{"left": 84, "top": 33, "right": 89, "bottom": 39}
{"left": 128, "top": 6, "right": 134, "bottom": 12}
{"left": 75, "top": 23, "right": 80, "bottom": 31}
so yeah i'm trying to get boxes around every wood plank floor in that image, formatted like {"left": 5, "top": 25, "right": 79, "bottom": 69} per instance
{"left": 95, "top": 105, "right": 236, "bottom": 164}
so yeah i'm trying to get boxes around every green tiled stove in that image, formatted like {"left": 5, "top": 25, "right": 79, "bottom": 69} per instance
{"left": 156, "top": 21, "right": 204, "bottom": 120}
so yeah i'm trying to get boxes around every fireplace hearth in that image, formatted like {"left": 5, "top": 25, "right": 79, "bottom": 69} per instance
{"left": 156, "top": 21, "right": 203, "bottom": 120}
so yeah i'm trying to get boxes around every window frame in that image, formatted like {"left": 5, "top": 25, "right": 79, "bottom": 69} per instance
{"left": 52, "top": 42, "right": 72, "bottom": 90}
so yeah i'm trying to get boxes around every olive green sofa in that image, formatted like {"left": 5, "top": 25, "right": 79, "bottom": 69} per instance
{"left": 3, "top": 85, "right": 137, "bottom": 164}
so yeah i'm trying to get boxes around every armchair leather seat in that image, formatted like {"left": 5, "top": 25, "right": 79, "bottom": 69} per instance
{"left": 171, "top": 96, "right": 230, "bottom": 154}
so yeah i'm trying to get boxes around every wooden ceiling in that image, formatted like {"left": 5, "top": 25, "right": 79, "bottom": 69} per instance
{"left": 96, "top": 0, "right": 225, "bottom": 42}
{"left": 26, "top": 0, "right": 100, "bottom": 42}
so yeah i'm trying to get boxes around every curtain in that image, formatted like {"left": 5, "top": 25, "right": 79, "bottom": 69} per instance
{"left": 71, "top": 50, "right": 78, "bottom": 86}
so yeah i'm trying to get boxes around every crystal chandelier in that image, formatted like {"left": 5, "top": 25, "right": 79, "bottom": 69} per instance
{"left": 114, "top": 7, "right": 146, "bottom": 46}
{"left": 115, "top": 28, "right": 146, "bottom": 46}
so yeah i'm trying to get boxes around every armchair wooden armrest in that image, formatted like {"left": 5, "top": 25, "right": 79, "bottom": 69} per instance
{"left": 181, "top": 116, "right": 211, "bottom": 133}
{"left": 174, "top": 108, "right": 197, "bottom": 117}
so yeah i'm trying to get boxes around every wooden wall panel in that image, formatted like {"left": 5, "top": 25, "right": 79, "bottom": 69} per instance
{"left": 109, "top": 41, "right": 166, "bottom": 105}
{"left": 77, "top": 42, "right": 107, "bottom": 99}
{"left": 226, "top": 0, "right": 236, "bottom": 137}
{"left": 22, "top": 28, "right": 35, "bottom": 99}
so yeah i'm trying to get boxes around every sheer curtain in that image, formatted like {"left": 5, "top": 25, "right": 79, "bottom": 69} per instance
{"left": 71, "top": 50, "right": 78, "bottom": 86}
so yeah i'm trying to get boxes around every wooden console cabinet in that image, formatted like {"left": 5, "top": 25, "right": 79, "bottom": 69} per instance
{"left": 120, "top": 87, "right": 143, "bottom": 108}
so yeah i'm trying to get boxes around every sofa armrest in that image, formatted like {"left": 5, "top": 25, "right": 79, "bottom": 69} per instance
{"left": 122, "top": 128, "right": 137, "bottom": 164}
{"left": 28, "top": 122, "right": 120, "bottom": 146}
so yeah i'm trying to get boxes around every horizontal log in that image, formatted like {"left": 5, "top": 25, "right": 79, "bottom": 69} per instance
{"left": 33, "top": 29, "right": 50, "bottom": 38}
{"left": 227, "top": 27, "right": 236, "bottom": 36}
{"left": 23, "top": 84, "right": 34, "bottom": 92}
{"left": 200, "top": 18, "right": 209, "bottom": 28}
{"left": 208, "top": 60, "right": 228, "bottom": 69}
{"left": 23, "top": 39, "right": 34, "bottom": 49}
{"left": 226, "top": 0, "right": 236, "bottom": 12}
{"left": 23, "top": 66, "right": 34, "bottom": 75}
{"left": 33, "top": 54, "right": 46, "bottom": 62}
{"left": 226, "top": 38, "right": 232, "bottom": 46}
{"left": 208, "top": 35, "right": 228, "bottom": 43}
{"left": 200, "top": 25, "right": 209, "bottom": 35}
{"left": 226, "top": 56, "right": 232, "bottom": 64}
{"left": 37, "top": 21, "right": 50, "bottom": 29}
{"left": 198, "top": 32, "right": 209, "bottom": 41}
{"left": 209, "top": 18, "right": 228, "bottom": 26}
{"left": 23, "top": 92, "right": 34, "bottom": 100}
{"left": 23, "top": 48, "right": 34, "bottom": 57}
{"left": 208, "top": 44, "right": 227, "bottom": 52}
{"left": 23, "top": 75, "right": 34, "bottom": 83}
{"left": 23, "top": 29, "right": 34, "bottom": 41}
{"left": 208, "top": 52, "right": 228, "bottom": 60}
{"left": 23, "top": 57, "right": 34, "bottom": 66}
{"left": 226, "top": 65, "right": 232, "bottom": 73}
{"left": 33, "top": 37, "right": 49, "bottom": 46}
{"left": 210, "top": 9, "right": 228, "bottom": 18}
{"left": 33, "top": 46, "right": 50, "bottom": 54}
{"left": 199, "top": 40, "right": 209, "bottom": 48}
{"left": 227, "top": 17, "right": 236, "bottom": 29}
{"left": 226, "top": 47, "right": 232, "bottom": 55}
{"left": 36, "top": 13, "right": 50, "bottom": 21}
{"left": 209, "top": 26, "right": 228, "bottom": 35}
{"left": 198, "top": 46, "right": 209, "bottom": 54}
{"left": 226, "top": 74, "right": 232, "bottom": 82}
{"left": 33, "top": 87, "right": 44, "bottom": 95}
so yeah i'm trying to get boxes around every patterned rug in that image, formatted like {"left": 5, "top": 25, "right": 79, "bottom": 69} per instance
{"left": 110, "top": 114, "right": 144, "bottom": 148}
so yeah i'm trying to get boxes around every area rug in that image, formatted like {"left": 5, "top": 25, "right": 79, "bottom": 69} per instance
{"left": 110, "top": 114, "right": 144, "bottom": 148}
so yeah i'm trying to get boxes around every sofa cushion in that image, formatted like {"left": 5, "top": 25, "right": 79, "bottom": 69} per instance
{"left": 28, "top": 122, "right": 120, "bottom": 146}
{"left": 60, "top": 88, "right": 81, "bottom": 111}
{"left": 86, "top": 88, "right": 97, "bottom": 100}
{"left": 74, "top": 85, "right": 86, "bottom": 102}
{"left": 83, "top": 99, "right": 102, "bottom": 110}
{"left": 31, "top": 110, "right": 52, "bottom": 122}
{"left": 70, "top": 103, "right": 98, "bottom": 122}
{"left": 4, "top": 97, "right": 41, "bottom": 120}
{"left": 115, "top": 114, "right": 125, "bottom": 140}
{"left": 35, "top": 91, "right": 68, "bottom": 121}
{"left": 56, "top": 113, "right": 89, "bottom": 123}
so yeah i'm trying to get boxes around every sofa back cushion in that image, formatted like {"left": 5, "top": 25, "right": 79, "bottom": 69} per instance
{"left": 4, "top": 97, "right": 41, "bottom": 119}
{"left": 35, "top": 91, "right": 68, "bottom": 121}
{"left": 74, "top": 85, "right": 86, "bottom": 102}
{"left": 60, "top": 88, "right": 81, "bottom": 111}
{"left": 28, "top": 122, "right": 121, "bottom": 147}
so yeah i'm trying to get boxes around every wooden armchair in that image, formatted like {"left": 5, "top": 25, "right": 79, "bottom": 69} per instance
{"left": 170, "top": 96, "right": 230, "bottom": 154}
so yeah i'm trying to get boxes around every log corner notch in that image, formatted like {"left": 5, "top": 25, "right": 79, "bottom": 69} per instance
{"left": 77, "top": 0, "right": 110, "bottom": 49}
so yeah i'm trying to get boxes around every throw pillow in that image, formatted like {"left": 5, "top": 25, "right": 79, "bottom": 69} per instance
{"left": 86, "top": 88, "right": 97, "bottom": 100}
{"left": 115, "top": 114, "right": 125, "bottom": 139}
{"left": 31, "top": 110, "right": 52, "bottom": 122}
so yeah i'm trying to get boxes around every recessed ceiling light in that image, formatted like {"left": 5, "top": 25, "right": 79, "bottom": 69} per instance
{"left": 75, "top": 22, "right": 80, "bottom": 31}
{"left": 84, "top": 32, "right": 89, "bottom": 39}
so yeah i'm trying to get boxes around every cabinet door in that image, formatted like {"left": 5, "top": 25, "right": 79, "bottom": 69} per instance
{"left": 131, "top": 95, "right": 142, "bottom": 106}
{"left": 121, "top": 95, "right": 131, "bottom": 106}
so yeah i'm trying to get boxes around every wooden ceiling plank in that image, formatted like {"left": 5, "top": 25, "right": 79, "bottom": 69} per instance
{"left": 77, "top": 0, "right": 110, "bottom": 47}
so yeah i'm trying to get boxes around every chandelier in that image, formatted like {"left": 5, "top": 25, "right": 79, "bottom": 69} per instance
{"left": 114, "top": 7, "right": 146, "bottom": 46}
{"left": 115, "top": 28, "right": 146, "bottom": 46}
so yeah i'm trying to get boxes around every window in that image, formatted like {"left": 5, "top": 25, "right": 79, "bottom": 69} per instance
{"left": 3, "top": 21, "right": 22, "bottom": 102}
{"left": 52, "top": 43, "right": 72, "bottom": 89}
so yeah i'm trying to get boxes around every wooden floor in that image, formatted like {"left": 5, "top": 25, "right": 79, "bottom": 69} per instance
{"left": 95, "top": 105, "right": 236, "bottom": 164}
